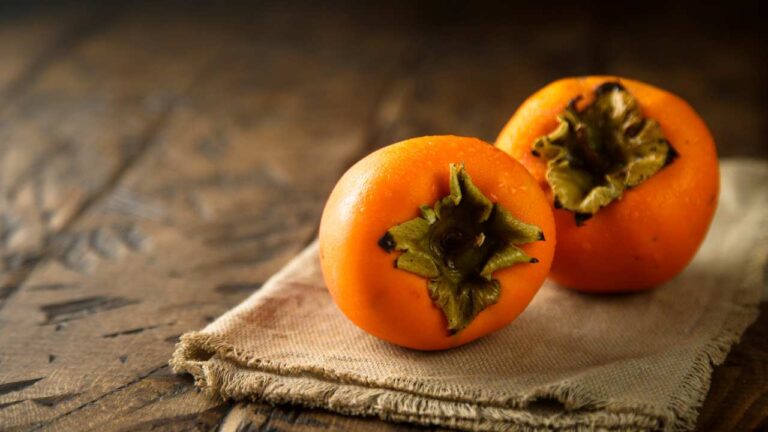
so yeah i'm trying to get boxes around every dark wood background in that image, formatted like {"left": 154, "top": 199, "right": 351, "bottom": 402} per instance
{"left": 0, "top": 1, "right": 765, "bottom": 430}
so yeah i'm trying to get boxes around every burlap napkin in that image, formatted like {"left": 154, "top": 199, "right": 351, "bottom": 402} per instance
{"left": 171, "top": 159, "right": 768, "bottom": 432}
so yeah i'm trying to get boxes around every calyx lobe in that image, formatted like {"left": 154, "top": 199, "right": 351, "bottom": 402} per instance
{"left": 379, "top": 164, "right": 544, "bottom": 335}
{"left": 532, "top": 82, "right": 676, "bottom": 224}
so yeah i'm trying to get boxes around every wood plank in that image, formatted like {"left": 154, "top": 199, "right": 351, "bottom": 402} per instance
{"left": 0, "top": 2, "right": 242, "bottom": 305}
{"left": 0, "top": 2, "right": 411, "bottom": 430}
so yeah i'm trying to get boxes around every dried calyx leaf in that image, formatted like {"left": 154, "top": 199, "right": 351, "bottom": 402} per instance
{"left": 378, "top": 164, "right": 544, "bottom": 335}
{"left": 532, "top": 82, "right": 677, "bottom": 225}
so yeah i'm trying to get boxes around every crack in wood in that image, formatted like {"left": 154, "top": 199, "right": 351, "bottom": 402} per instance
{"left": 101, "top": 321, "right": 175, "bottom": 338}
{"left": 0, "top": 377, "right": 44, "bottom": 397}
{"left": 1, "top": 254, "right": 40, "bottom": 275}
{"left": 228, "top": 404, "right": 330, "bottom": 432}
{"left": 117, "top": 375, "right": 194, "bottom": 416}
{"left": 0, "top": 399, "right": 24, "bottom": 410}
{"left": 164, "top": 334, "right": 182, "bottom": 343}
{"left": 29, "top": 364, "right": 170, "bottom": 430}
{"left": 0, "top": 392, "right": 82, "bottom": 410}
{"left": 32, "top": 392, "right": 82, "bottom": 408}
{"left": 28, "top": 283, "right": 79, "bottom": 291}
{"left": 116, "top": 404, "right": 231, "bottom": 432}
{"left": 40, "top": 296, "right": 139, "bottom": 325}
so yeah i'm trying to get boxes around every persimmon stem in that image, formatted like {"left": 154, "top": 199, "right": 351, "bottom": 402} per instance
{"left": 378, "top": 164, "right": 544, "bottom": 335}
{"left": 532, "top": 82, "right": 676, "bottom": 225}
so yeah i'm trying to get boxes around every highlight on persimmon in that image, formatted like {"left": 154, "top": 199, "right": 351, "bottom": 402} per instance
{"left": 496, "top": 76, "right": 719, "bottom": 292}
{"left": 319, "top": 136, "right": 555, "bottom": 350}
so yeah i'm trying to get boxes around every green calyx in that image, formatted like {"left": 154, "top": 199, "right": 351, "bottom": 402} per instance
{"left": 532, "top": 82, "right": 677, "bottom": 225}
{"left": 378, "top": 164, "right": 544, "bottom": 335}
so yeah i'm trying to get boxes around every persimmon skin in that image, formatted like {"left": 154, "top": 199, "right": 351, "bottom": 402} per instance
{"left": 319, "top": 136, "right": 555, "bottom": 350}
{"left": 496, "top": 76, "right": 719, "bottom": 292}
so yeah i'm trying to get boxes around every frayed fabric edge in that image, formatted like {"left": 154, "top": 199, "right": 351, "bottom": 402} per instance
{"left": 172, "top": 348, "right": 662, "bottom": 432}
{"left": 170, "top": 331, "right": 667, "bottom": 431}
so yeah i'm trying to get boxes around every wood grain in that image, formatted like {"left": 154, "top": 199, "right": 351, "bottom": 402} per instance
{"left": 0, "top": 5, "right": 97, "bottom": 103}
{"left": 0, "top": 1, "right": 764, "bottom": 431}
{"left": 0, "top": 1, "right": 228, "bottom": 305}
{"left": 0, "top": 1, "right": 411, "bottom": 430}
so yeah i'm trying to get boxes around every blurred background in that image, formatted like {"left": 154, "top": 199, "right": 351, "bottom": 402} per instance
{"left": 1, "top": 0, "right": 765, "bottom": 158}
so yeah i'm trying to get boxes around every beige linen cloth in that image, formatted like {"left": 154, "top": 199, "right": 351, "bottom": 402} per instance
{"left": 171, "top": 159, "right": 768, "bottom": 432}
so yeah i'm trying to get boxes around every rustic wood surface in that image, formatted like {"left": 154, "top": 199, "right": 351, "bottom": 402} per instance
{"left": 0, "top": 1, "right": 765, "bottom": 431}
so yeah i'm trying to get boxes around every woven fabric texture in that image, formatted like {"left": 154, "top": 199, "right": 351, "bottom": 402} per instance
{"left": 172, "top": 160, "right": 768, "bottom": 431}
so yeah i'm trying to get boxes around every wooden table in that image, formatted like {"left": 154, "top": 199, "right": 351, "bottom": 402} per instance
{"left": 0, "top": 1, "right": 765, "bottom": 430}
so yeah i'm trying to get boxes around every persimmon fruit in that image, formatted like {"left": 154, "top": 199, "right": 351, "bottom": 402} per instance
{"left": 496, "top": 76, "right": 719, "bottom": 292}
{"left": 319, "top": 136, "right": 555, "bottom": 350}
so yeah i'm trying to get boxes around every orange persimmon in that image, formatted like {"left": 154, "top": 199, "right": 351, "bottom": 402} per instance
{"left": 496, "top": 76, "right": 719, "bottom": 292}
{"left": 319, "top": 136, "right": 555, "bottom": 350}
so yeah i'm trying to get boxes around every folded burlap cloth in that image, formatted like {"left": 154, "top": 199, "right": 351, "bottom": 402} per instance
{"left": 171, "top": 159, "right": 768, "bottom": 432}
